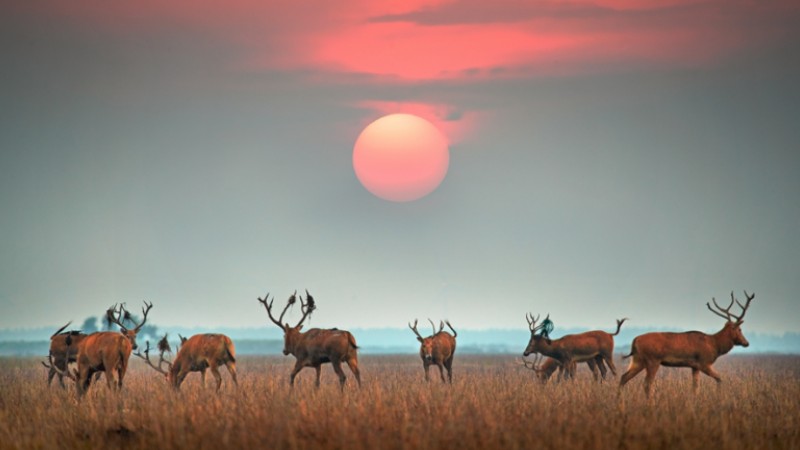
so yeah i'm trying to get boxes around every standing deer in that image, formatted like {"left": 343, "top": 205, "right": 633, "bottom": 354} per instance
{"left": 619, "top": 291, "right": 755, "bottom": 396}
{"left": 41, "top": 322, "right": 100, "bottom": 388}
{"left": 520, "top": 354, "right": 607, "bottom": 383}
{"left": 523, "top": 315, "right": 627, "bottom": 381}
{"left": 408, "top": 319, "right": 457, "bottom": 383}
{"left": 258, "top": 290, "right": 361, "bottom": 390}
{"left": 135, "top": 333, "right": 238, "bottom": 390}
{"left": 74, "top": 302, "right": 153, "bottom": 396}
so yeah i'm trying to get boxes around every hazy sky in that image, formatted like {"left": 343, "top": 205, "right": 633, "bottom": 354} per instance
{"left": 1, "top": 0, "right": 799, "bottom": 334}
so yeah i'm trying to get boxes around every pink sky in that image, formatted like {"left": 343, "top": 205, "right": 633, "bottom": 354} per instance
{"left": 10, "top": 0, "right": 798, "bottom": 140}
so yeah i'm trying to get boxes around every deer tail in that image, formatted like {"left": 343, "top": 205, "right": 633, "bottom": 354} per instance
{"left": 348, "top": 332, "right": 359, "bottom": 350}
{"left": 224, "top": 338, "right": 236, "bottom": 363}
{"left": 612, "top": 317, "right": 629, "bottom": 336}
{"left": 622, "top": 338, "right": 637, "bottom": 359}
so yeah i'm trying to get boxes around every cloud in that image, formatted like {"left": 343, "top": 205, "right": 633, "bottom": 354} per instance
{"left": 7, "top": 0, "right": 798, "bottom": 85}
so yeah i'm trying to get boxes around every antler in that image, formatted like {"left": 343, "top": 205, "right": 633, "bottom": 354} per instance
{"left": 257, "top": 291, "right": 294, "bottom": 331}
{"left": 42, "top": 354, "right": 76, "bottom": 381}
{"left": 408, "top": 319, "right": 425, "bottom": 341}
{"left": 519, "top": 353, "right": 544, "bottom": 373}
{"left": 132, "top": 301, "right": 153, "bottom": 332}
{"left": 295, "top": 289, "right": 317, "bottom": 328}
{"left": 133, "top": 335, "right": 173, "bottom": 376}
{"left": 526, "top": 313, "right": 549, "bottom": 333}
{"left": 707, "top": 291, "right": 755, "bottom": 323}
{"left": 428, "top": 319, "right": 444, "bottom": 335}
{"left": 106, "top": 304, "right": 128, "bottom": 330}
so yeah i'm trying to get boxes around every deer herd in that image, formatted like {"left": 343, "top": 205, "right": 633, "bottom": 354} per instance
{"left": 43, "top": 289, "right": 756, "bottom": 398}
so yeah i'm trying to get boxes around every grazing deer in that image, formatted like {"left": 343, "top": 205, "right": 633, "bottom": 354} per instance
{"left": 520, "top": 354, "right": 607, "bottom": 383}
{"left": 619, "top": 291, "right": 755, "bottom": 396}
{"left": 523, "top": 315, "right": 627, "bottom": 381}
{"left": 258, "top": 290, "right": 361, "bottom": 390}
{"left": 135, "top": 333, "right": 238, "bottom": 390}
{"left": 74, "top": 302, "right": 153, "bottom": 396}
{"left": 408, "top": 319, "right": 457, "bottom": 383}
{"left": 41, "top": 322, "right": 99, "bottom": 388}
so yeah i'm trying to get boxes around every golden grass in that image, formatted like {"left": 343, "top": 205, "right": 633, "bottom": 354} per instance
{"left": 0, "top": 354, "right": 798, "bottom": 450}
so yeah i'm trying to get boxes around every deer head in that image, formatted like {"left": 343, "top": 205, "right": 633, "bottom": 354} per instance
{"left": 258, "top": 290, "right": 316, "bottom": 356}
{"left": 706, "top": 291, "right": 755, "bottom": 347}
{"left": 523, "top": 313, "right": 551, "bottom": 356}
{"left": 106, "top": 301, "right": 153, "bottom": 351}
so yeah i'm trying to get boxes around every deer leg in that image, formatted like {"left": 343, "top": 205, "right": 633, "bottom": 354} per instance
{"left": 314, "top": 365, "right": 322, "bottom": 387}
{"left": 596, "top": 356, "right": 608, "bottom": 380}
{"left": 225, "top": 361, "right": 238, "bottom": 387}
{"left": 603, "top": 352, "right": 618, "bottom": 377}
{"left": 423, "top": 361, "right": 431, "bottom": 382}
{"left": 78, "top": 368, "right": 93, "bottom": 397}
{"left": 345, "top": 358, "right": 362, "bottom": 388}
{"left": 117, "top": 358, "right": 128, "bottom": 390}
{"left": 643, "top": 363, "right": 660, "bottom": 397}
{"left": 289, "top": 361, "right": 304, "bottom": 387}
{"left": 436, "top": 363, "right": 446, "bottom": 383}
{"left": 588, "top": 359, "right": 600, "bottom": 382}
{"left": 332, "top": 360, "right": 347, "bottom": 391}
{"left": 699, "top": 365, "right": 722, "bottom": 385}
{"left": 444, "top": 357, "right": 453, "bottom": 384}
{"left": 47, "top": 366, "right": 58, "bottom": 387}
{"left": 210, "top": 363, "right": 223, "bottom": 391}
{"left": 619, "top": 358, "right": 645, "bottom": 389}
{"left": 692, "top": 368, "right": 700, "bottom": 391}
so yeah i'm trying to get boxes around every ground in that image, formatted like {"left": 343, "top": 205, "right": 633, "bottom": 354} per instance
{"left": 0, "top": 354, "right": 797, "bottom": 449}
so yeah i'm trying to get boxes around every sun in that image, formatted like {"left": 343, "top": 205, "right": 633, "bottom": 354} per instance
{"left": 353, "top": 114, "right": 449, "bottom": 202}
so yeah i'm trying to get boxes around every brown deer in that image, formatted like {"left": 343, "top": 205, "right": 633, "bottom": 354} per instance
{"left": 74, "top": 302, "right": 153, "bottom": 396}
{"left": 258, "top": 290, "right": 361, "bottom": 390}
{"left": 408, "top": 319, "right": 457, "bottom": 383}
{"left": 520, "top": 354, "right": 607, "bottom": 383}
{"left": 41, "top": 322, "right": 100, "bottom": 388}
{"left": 523, "top": 315, "right": 627, "bottom": 381}
{"left": 135, "top": 333, "right": 238, "bottom": 390}
{"left": 619, "top": 291, "right": 755, "bottom": 396}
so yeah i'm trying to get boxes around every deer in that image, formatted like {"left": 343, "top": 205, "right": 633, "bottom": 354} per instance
{"left": 135, "top": 333, "right": 238, "bottom": 390}
{"left": 41, "top": 321, "right": 100, "bottom": 388}
{"left": 258, "top": 290, "right": 361, "bottom": 391}
{"left": 408, "top": 319, "right": 457, "bottom": 383}
{"left": 73, "top": 302, "right": 153, "bottom": 396}
{"left": 619, "top": 291, "right": 755, "bottom": 396}
{"left": 523, "top": 315, "right": 627, "bottom": 381}
{"left": 520, "top": 354, "right": 607, "bottom": 383}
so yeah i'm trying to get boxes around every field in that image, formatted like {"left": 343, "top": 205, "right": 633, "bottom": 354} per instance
{"left": 0, "top": 354, "right": 798, "bottom": 450}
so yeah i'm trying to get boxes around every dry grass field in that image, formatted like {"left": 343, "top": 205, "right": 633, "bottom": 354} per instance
{"left": 0, "top": 354, "right": 798, "bottom": 450}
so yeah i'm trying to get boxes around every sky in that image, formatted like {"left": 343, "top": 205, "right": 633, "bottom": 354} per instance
{"left": 1, "top": 0, "right": 799, "bottom": 335}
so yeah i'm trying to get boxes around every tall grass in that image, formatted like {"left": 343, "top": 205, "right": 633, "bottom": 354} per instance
{"left": 0, "top": 355, "right": 797, "bottom": 449}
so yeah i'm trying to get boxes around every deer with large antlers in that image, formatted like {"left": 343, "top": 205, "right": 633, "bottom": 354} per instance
{"left": 523, "top": 314, "right": 627, "bottom": 381}
{"left": 41, "top": 322, "right": 101, "bottom": 388}
{"left": 619, "top": 291, "right": 755, "bottom": 396}
{"left": 73, "top": 301, "right": 153, "bottom": 396}
{"left": 135, "top": 333, "right": 238, "bottom": 390}
{"left": 409, "top": 319, "right": 457, "bottom": 383}
{"left": 258, "top": 290, "right": 361, "bottom": 390}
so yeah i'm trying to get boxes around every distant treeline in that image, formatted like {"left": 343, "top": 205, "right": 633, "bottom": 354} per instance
{"left": 1, "top": 327, "right": 799, "bottom": 356}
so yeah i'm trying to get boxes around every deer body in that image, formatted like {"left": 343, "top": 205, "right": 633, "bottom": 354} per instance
{"left": 524, "top": 316, "right": 626, "bottom": 381}
{"left": 44, "top": 322, "right": 91, "bottom": 388}
{"left": 169, "top": 334, "right": 238, "bottom": 390}
{"left": 259, "top": 291, "right": 361, "bottom": 390}
{"left": 75, "top": 331, "right": 133, "bottom": 395}
{"left": 619, "top": 291, "right": 754, "bottom": 396}
{"left": 409, "top": 319, "right": 457, "bottom": 383}
{"left": 74, "top": 302, "right": 153, "bottom": 397}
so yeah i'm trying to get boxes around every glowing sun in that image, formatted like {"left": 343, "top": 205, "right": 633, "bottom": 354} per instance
{"left": 353, "top": 114, "right": 449, "bottom": 202}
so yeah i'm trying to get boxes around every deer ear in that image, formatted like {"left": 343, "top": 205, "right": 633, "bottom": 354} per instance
{"left": 298, "top": 325, "right": 303, "bottom": 331}
{"left": 545, "top": 338, "right": 552, "bottom": 345}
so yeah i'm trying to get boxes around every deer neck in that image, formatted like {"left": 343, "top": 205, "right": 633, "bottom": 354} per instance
{"left": 712, "top": 325, "right": 735, "bottom": 357}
